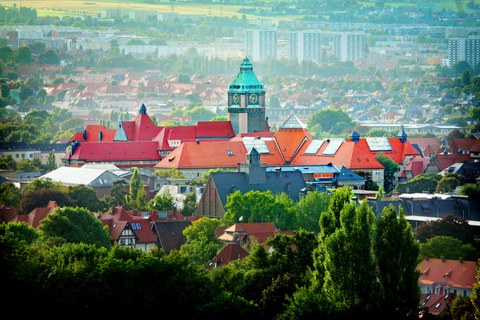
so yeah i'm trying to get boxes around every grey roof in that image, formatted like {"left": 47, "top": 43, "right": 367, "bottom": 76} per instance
{"left": 151, "top": 220, "right": 192, "bottom": 255}
{"left": 337, "top": 166, "right": 366, "bottom": 182}
{"left": 40, "top": 166, "right": 125, "bottom": 187}
{"left": 368, "top": 198, "right": 480, "bottom": 223}
{"left": 211, "top": 170, "right": 307, "bottom": 208}
{"left": 279, "top": 114, "right": 307, "bottom": 129}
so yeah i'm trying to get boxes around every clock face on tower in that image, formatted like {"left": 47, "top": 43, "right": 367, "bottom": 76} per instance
{"left": 249, "top": 93, "right": 258, "bottom": 104}
{"left": 232, "top": 93, "right": 240, "bottom": 104}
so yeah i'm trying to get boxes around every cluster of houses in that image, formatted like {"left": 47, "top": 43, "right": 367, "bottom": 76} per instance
{"left": 1, "top": 58, "right": 480, "bottom": 316}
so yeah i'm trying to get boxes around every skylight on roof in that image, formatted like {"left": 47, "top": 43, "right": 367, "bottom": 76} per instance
{"left": 323, "top": 139, "right": 344, "bottom": 155}
{"left": 366, "top": 137, "right": 392, "bottom": 151}
{"left": 305, "top": 139, "right": 324, "bottom": 154}
{"left": 242, "top": 137, "right": 269, "bottom": 154}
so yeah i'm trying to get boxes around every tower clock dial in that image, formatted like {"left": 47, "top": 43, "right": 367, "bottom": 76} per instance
{"left": 249, "top": 93, "right": 258, "bottom": 104}
{"left": 232, "top": 93, "right": 240, "bottom": 104}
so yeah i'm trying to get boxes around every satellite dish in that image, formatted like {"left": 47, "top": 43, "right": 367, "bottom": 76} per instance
{"left": 239, "top": 216, "right": 243, "bottom": 222}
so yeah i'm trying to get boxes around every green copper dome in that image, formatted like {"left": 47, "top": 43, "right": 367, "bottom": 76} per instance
{"left": 228, "top": 57, "right": 265, "bottom": 94}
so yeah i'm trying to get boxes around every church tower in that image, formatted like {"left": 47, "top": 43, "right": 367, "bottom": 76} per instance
{"left": 227, "top": 57, "right": 267, "bottom": 135}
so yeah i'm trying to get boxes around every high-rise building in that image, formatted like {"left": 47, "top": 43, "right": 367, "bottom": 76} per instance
{"left": 289, "top": 31, "right": 322, "bottom": 64}
{"left": 448, "top": 35, "right": 480, "bottom": 69}
{"left": 227, "top": 58, "right": 267, "bottom": 135}
{"left": 333, "top": 31, "right": 367, "bottom": 62}
{"left": 245, "top": 29, "right": 277, "bottom": 62}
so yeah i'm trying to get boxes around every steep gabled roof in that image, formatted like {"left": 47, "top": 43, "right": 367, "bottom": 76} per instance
{"left": 274, "top": 117, "right": 313, "bottom": 164}
{"left": 13, "top": 201, "right": 57, "bottom": 228}
{"left": 151, "top": 220, "right": 192, "bottom": 255}
{"left": 206, "top": 242, "right": 249, "bottom": 269}
{"left": 210, "top": 170, "right": 306, "bottom": 209}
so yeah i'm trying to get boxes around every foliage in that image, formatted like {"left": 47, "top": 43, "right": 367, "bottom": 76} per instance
{"left": 181, "top": 191, "right": 198, "bottom": 216}
{"left": 223, "top": 190, "right": 297, "bottom": 230}
{"left": 153, "top": 168, "right": 185, "bottom": 179}
{"left": 147, "top": 191, "right": 176, "bottom": 211}
{"left": 126, "top": 167, "right": 147, "bottom": 210}
{"left": 294, "top": 190, "right": 331, "bottom": 234}
{"left": 459, "top": 183, "right": 480, "bottom": 199}
{"left": 373, "top": 204, "right": 421, "bottom": 319}
{"left": 19, "top": 188, "right": 73, "bottom": 214}
{"left": 419, "top": 235, "right": 479, "bottom": 261}
{"left": 102, "top": 179, "right": 129, "bottom": 208}
{"left": 394, "top": 174, "right": 442, "bottom": 194}
{"left": 0, "top": 181, "right": 22, "bottom": 209}
{"left": 413, "top": 215, "right": 477, "bottom": 250}
{"left": 66, "top": 184, "right": 106, "bottom": 213}
{"left": 375, "top": 153, "right": 400, "bottom": 194}
{"left": 179, "top": 217, "right": 223, "bottom": 266}
{"left": 39, "top": 206, "right": 111, "bottom": 248}
{"left": 435, "top": 173, "right": 466, "bottom": 193}
{"left": 308, "top": 108, "right": 354, "bottom": 136}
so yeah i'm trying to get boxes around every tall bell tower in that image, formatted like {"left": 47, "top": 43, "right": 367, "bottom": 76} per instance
{"left": 227, "top": 57, "right": 267, "bottom": 135}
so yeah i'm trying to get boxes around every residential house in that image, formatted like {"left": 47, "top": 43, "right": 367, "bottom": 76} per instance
{"left": 11, "top": 201, "right": 58, "bottom": 228}
{"left": 417, "top": 257, "right": 478, "bottom": 315}
{"left": 439, "top": 162, "right": 480, "bottom": 183}
{"left": 217, "top": 222, "right": 283, "bottom": 244}
{"left": 196, "top": 148, "right": 307, "bottom": 218}
{"left": 368, "top": 194, "right": 480, "bottom": 231}
{"left": 206, "top": 242, "right": 249, "bottom": 270}
{"left": 151, "top": 220, "right": 192, "bottom": 255}
{"left": 39, "top": 166, "right": 127, "bottom": 198}
{"left": 0, "top": 205, "right": 18, "bottom": 224}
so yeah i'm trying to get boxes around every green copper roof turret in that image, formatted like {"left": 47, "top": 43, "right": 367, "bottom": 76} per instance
{"left": 228, "top": 57, "right": 265, "bottom": 94}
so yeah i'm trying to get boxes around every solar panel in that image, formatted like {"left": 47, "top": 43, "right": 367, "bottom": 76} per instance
{"left": 366, "top": 137, "right": 392, "bottom": 151}
{"left": 242, "top": 137, "right": 269, "bottom": 154}
{"left": 305, "top": 139, "right": 324, "bottom": 154}
{"left": 323, "top": 139, "right": 344, "bottom": 155}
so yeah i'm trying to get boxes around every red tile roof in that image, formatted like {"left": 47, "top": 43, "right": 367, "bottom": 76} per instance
{"left": 155, "top": 140, "right": 247, "bottom": 169}
{"left": 274, "top": 128, "right": 314, "bottom": 163}
{"left": 12, "top": 201, "right": 57, "bottom": 228}
{"left": 206, "top": 242, "right": 249, "bottom": 269}
{"left": 417, "top": 257, "right": 477, "bottom": 289}
{"left": 64, "top": 141, "right": 161, "bottom": 162}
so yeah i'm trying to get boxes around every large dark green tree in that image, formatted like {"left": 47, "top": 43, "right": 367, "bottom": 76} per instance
{"left": 39, "top": 206, "right": 111, "bottom": 248}
{"left": 295, "top": 190, "right": 331, "bottom": 234}
{"left": 374, "top": 204, "right": 420, "bottom": 319}
{"left": 308, "top": 108, "right": 354, "bottom": 136}
{"left": 127, "top": 167, "right": 146, "bottom": 210}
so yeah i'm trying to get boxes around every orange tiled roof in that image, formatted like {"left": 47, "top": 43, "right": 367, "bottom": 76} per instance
{"left": 417, "top": 258, "right": 477, "bottom": 289}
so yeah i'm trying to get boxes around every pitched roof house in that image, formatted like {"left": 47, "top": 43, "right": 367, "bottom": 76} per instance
{"left": 206, "top": 242, "right": 249, "bottom": 270}
{"left": 417, "top": 257, "right": 478, "bottom": 315}
{"left": 11, "top": 201, "right": 58, "bottom": 228}
{"left": 151, "top": 220, "right": 192, "bottom": 255}
{"left": 196, "top": 148, "right": 307, "bottom": 218}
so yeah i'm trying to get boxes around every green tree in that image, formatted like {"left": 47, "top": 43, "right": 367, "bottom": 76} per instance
{"left": 13, "top": 46, "right": 33, "bottom": 64}
{"left": 295, "top": 190, "right": 331, "bottom": 234}
{"left": 148, "top": 191, "right": 176, "bottom": 211}
{"left": 374, "top": 204, "right": 420, "bottom": 319}
{"left": 126, "top": 167, "right": 146, "bottom": 210}
{"left": 394, "top": 174, "right": 441, "bottom": 194}
{"left": 450, "top": 295, "right": 475, "bottom": 320}
{"left": 103, "top": 179, "right": 129, "bottom": 208}
{"left": 308, "top": 108, "right": 354, "bottom": 136}
{"left": 419, "top": 235, "right": 478, "bottom": 261}
{"left": 0, "top": 181, "right": 22, "bottom": 209}
{"left": 414, "top": 215, "right": 476, "bottom": 249}
{"left": 19, "top": 188, "right": 73, "bottom": 214}
{"left": 459, "top": 184, "right": 480, "bottom": 199}
{"left": 0, "top": 154, "right": 16, "bottom": 170}
{"left": 435, "top": 173, "right": 465, "bottom": 194}
{"left": 375, "top": 153, "right": 399, "bottom": 193}
{"left": 179, "top": 217, "right": 223, "bottom": 265}
{"left": 181, "top": 191, "right": 198, "bottom": 216}
{"left": 39, "top": 206, "right": 111, "bottom": 248}
{"left": 66, "top": 184, "right": 106, "bottom": 213}
{"left": 321, "top": 200, "right": 378, "bottom": 316}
